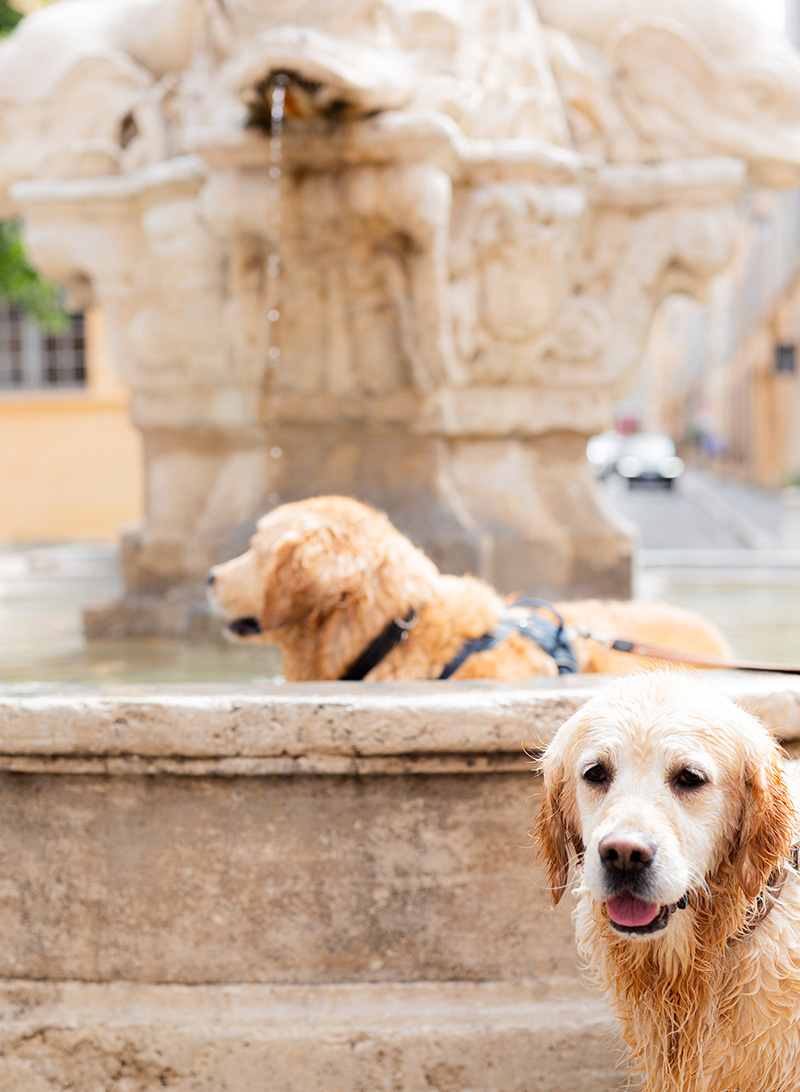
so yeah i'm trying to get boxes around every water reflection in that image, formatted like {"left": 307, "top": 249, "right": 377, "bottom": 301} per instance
{"left": 0, "top": 544, "right": 281, "bottom": 685}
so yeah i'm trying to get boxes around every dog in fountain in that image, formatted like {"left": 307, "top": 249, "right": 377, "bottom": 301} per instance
{"left": 206, "top": 495, "right": 731, "bottom": 682}
{"left": 535, "top": 671, "right": 800, "bottom": 1092}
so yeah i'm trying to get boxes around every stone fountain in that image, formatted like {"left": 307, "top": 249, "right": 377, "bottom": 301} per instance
{"left": 2, "top": 0, "right": 800, "bottom": 634}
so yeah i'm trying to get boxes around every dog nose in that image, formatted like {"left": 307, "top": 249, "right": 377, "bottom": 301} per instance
{"left": 598, "top": 834, "right": 655, "bottom": 873}
{"left": 205, "top": 570, "right": 216, "bottom": 585}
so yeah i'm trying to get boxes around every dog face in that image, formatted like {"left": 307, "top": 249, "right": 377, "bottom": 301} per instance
{"left": 535, "top": 672, "right": 796, "bottom": 939}
{"left": 207, "top": 495, "right": 439, "bottom": 645}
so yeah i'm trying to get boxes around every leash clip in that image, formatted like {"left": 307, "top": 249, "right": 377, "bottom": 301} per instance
{"left": 567, "top": 623, "right": 615, "bottom": 648}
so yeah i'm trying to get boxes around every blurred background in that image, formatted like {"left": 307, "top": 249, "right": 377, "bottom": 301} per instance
{"left": 2, "top": 0, "right": 800, "bottom": 683}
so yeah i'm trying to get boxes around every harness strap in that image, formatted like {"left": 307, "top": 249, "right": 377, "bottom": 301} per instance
{"left": 737, "top": 843, "right": 800, "bottom": 938}
{"left": 339, "top": 608, "right": 418, "bottom": 681}
{"left": 438, "top": 632, "right": 502, "bottom": 680}
{"left": 439, "top": 600, "right": 578, "bottom": 680}
{"left": 510, "top": 598, "right": 578, "bottom": 675}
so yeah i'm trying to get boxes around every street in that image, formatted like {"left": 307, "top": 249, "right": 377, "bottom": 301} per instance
{"left": 599, "top": 467, "right": 800, "bottom": 664}
{"left": 600, "top": 467, "right": 783, "bottom": 551}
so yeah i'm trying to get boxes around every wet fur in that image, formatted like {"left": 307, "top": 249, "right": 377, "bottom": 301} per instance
{"left": 208, "top": 495, "right": 731, "bottom": 682}
{"left": 535, "top": 672, "right": 800, "bottom": 1092}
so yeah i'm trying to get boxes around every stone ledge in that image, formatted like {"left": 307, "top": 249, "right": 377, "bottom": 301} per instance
{"left": 0, "top": 977, "right": 625, "bottom": 1092}
{"left": 0, "top": 675, "right": 798, "bottom": 770}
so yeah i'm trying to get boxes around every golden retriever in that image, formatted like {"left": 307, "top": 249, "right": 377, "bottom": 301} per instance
{"left": 206, "top": 495, "right": 731, "bottom": 681}
{"left": 535, "top": 671, "right": 800, "bottom": 1092}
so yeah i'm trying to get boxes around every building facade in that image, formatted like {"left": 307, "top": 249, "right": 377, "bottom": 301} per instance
{"left": 0, "top": 305, "right": 143, "bottom": 541}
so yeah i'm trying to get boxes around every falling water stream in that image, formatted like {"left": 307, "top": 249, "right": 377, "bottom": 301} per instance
{"left": 266, "top": 73, "right": 288, "bottom": 375}
{"left": 265, "top": 73, "right": 290, "bottom": 504}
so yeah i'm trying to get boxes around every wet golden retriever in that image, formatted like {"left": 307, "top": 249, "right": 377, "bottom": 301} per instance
{"left": 535, "top": 671, "right": 800, "bottom": 1092}
{"left": 206, "top": 495, "right": 730, "bottom": 681}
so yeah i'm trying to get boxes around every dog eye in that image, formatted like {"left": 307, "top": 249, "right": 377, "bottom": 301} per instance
{"left": 672, "top": 767, "right": 707, "bottom": 791}
{"left": 582, "top": 763, "right": 610, "bottom": 787}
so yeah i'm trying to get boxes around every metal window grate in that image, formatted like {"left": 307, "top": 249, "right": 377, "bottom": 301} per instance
{"left": 0, "top": 304, "right": 86, "bottom": 390}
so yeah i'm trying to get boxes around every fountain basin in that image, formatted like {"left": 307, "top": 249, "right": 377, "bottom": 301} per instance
{"left": 0, "top": 677, "right": 798, "bottom": 1088}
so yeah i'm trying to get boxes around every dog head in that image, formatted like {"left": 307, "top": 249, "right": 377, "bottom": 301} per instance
{"left": 534, "top": 672, "right": 796, "bottom": 939}
{"left": 206, "top": 495, "right": 439, "bottom": 660}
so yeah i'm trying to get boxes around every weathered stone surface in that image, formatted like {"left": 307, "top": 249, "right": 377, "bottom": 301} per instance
{"left": 539, "top": 0, "right": 800, "bottom": 185}
{"left": 0, "top": 677, "right": 796, "bottom": 987}
{"left": 0, "top": 767, "right": 576, "bottom": 985}
{"left": 0, "top": 979, "right": 625, "bottom": 1092}
{"left": 1, "top": 675, "right": 798, "bottom": 761}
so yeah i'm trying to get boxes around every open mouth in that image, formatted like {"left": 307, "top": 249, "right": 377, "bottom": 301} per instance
{"left": 228, "top": 616, "right": 263, "bottom": 637}
{"left": 605, "top": 892, "right": 671, "bottom": 935}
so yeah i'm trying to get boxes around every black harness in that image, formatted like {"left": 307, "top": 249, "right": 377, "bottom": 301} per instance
{"left": 439, "top": 598, "right": 577, "bottom": 679}
{"left": 339, "top": 598, "right": 577, "bottom": 681}
{"left": 339, "top": 608, "right": 418, "bottom": 681}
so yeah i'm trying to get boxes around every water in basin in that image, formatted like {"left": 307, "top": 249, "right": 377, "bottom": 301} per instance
{"left": 0, "top": 544, "right": 281, "bottom": 686}
{"left": 3, "top": 542, "right": 800, "bottom": 686}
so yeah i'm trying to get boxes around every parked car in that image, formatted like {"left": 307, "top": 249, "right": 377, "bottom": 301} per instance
{"left": 586, "top": 430, "right": 623, "bottom": 479}
{"left": 615, "top": 433, "right": 685, "bottom": 489}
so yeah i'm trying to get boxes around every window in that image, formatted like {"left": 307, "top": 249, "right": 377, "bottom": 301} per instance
{"left": 775, "top": 344, "right": 797, "bottom": 375}
{"left": 0, "top": 304, "right": 86, "bottom": 390}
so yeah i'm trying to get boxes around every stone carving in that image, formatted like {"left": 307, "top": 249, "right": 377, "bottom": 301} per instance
{"left": 1, "top": 0, "right": 800, "bottom": 631}
{"left": 540, "top": 0, "right": 800, "bottom": 183}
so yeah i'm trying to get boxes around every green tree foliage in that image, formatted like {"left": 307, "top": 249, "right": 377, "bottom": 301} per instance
{"left": 0, "top": 222, "right": 68, "bottom": 331}
{"left": 0, "top": 0, "right": 21, "bottom": 36}
{"left": 0, "top": 4, "right": 69, "bottom": 329}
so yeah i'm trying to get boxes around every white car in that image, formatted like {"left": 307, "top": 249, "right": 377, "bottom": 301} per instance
{"left": 615, "top": 433, "right": 685, "bottom": 489}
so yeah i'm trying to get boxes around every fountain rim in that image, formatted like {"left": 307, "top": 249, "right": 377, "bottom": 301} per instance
{"left": 0, "top": 675, "right": 799, "bottom": 775}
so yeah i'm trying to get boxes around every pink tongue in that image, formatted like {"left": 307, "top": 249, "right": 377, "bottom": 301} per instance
{"left": 606, "top": 893, "right": 661, "bottom": 928}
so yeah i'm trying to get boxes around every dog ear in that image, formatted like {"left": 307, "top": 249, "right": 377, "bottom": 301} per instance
{"left": 533, "top": 757, "right": 582, "bottom": 907}
{"left": 258, "top": 525, "right": 374, "bottom": 631}
{"left": 734, "top": 753, "right": 796, "bottom": 900}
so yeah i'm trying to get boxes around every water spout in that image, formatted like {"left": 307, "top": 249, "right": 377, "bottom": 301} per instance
{"left": 265, "top": 72, "right": 288, "bottom": 374}
{"left": 246, "top": 70, "right": 338, "bottom": 128}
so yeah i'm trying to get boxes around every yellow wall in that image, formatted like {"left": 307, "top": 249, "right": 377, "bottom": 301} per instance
{"left": 0, "top": 309, "right": 143, "bottom": 542}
